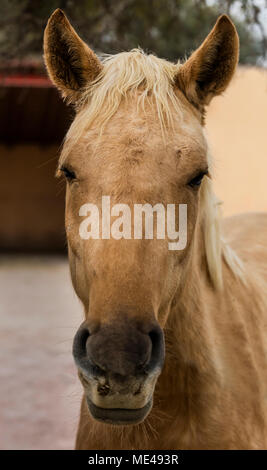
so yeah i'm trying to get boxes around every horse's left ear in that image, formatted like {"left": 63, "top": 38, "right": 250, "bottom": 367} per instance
{"left": 176, "top": 15, "right": 239, "bottom": 113}
{"left": 44, "top": 9, "right": 102, "bottom": 104}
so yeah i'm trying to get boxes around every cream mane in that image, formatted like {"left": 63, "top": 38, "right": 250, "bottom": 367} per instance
{"left": 61, "top": 48, "right": 244, "bottom": 290}
{"left": 61, "top": 48, "right": 183, "bottom": 155}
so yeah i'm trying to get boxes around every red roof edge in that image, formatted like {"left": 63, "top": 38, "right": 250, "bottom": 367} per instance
{"left": 0, "top": 75, "right": 53, "bottom": 88}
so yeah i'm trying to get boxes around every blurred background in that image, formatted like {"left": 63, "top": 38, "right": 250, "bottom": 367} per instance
{"left": 0, "top": 0, "right": 266, "bottom": 449}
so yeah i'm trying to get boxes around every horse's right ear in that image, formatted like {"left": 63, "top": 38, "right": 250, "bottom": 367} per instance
{"left": 43, "top": 9, "right": 102, "bottom": 104}
{"left": 176, "top": 15, "right": 239, "bottom": 115}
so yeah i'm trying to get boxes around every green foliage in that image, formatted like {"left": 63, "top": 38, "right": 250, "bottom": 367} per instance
{"left": 0, "top": 0, "right": 265, "bottom": 65}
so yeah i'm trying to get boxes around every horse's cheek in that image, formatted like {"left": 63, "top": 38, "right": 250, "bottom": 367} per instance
{"left": 69, "top": 248, "right": 89, "bottom": 309}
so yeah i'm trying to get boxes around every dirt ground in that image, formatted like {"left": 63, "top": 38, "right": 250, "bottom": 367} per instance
{"left": 1, "top": 67, "right": 266, "bottom": 450}
{"left": 0, "top": 257, "right": 82, "bottom": 450}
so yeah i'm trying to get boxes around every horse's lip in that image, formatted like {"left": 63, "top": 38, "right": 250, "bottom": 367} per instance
{"left": 86, "top": 397, "right": 152, "bottom": 425}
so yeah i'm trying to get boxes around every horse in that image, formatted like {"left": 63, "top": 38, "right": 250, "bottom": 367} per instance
{"left": 44, "top": 9, "right": 267, "bottom": 449}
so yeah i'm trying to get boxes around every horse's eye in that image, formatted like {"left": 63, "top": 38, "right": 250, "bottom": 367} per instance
{"left": 61, "top": 166, "right": 76, "bottom": 182}
{"left": 188, "top": 171, "right": 208, "bottom": 189}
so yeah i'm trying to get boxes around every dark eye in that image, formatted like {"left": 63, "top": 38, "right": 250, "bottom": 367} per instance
{"left": 188, "top": 171, "right": 208, "bottom": 189}
{"left": 60, "top": 166, "right": 76, "bottom": 182}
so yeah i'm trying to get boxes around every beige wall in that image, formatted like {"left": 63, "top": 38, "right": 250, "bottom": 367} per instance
{"left": 206, "top": 67, "right": 267, "bottom": 217}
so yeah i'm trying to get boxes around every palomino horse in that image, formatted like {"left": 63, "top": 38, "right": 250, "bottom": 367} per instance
{"left": 44, "top": 9, "right": 267, "bottom": 449}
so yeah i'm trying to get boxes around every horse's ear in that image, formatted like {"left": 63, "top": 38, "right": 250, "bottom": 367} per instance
{"left": 43, "top": 9, "right": 102, "bottom": 103}
{"left": 176, "top": 15, "right": 239, "bottom": 113}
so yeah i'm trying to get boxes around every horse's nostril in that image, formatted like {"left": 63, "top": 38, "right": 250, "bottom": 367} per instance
{"left": 147, "top": 325, "right": 165, "bottom": 372}
{"left": 80, "top": 328, "right": 90, "bottom": 349}
{"left": 149, "top": 328, "right": 160, "bottom": 347}
{"left": 92, "top": 364, "right": 106, "bottom": 377}
{"left": 72, "top": 322, "right": 90, "bottom": 362}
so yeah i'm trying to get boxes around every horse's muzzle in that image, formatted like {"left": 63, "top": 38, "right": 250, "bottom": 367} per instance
{"left": 86, "top": 396, "right": 153, "bottom": 425}
{"left": 72, "top": 318, "right": 165, "bottom": 425}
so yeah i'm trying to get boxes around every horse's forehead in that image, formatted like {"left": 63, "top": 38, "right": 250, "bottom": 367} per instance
{"left": 86, "top": 116, "right": 204, "bottom": 156}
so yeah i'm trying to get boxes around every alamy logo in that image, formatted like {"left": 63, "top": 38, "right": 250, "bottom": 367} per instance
{"left": 79, "top": 196, "right": 187, "bottom": 251}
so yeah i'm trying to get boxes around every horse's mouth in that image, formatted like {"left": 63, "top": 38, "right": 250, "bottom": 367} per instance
{"left": 86, "top": 397, "right": 152, "bottom": 425}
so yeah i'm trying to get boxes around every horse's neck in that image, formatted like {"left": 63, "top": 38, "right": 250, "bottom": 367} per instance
{"left": 164, "top": 267, "right": 222, "bottom": 386}
{"left": 158, "top": 226, "right": 225, "bottom": 417}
